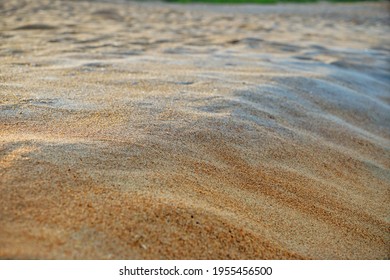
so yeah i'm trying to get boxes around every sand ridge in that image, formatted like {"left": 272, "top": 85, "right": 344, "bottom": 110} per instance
{"left": 0, "top": 0, "right": 389, "bottom": 259}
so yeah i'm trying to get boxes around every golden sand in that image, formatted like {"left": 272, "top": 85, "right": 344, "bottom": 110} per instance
{"left": 0, "top": 0, "right": 389, "bottom": 259}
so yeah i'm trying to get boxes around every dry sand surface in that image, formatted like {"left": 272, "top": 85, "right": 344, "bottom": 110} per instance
{"left": 1, "top": 0, "right": 389, "bottom": 259}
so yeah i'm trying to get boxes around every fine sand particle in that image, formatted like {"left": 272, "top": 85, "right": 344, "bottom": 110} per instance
{"left": 0, "top": 0, "right": 389, "bottom": 259}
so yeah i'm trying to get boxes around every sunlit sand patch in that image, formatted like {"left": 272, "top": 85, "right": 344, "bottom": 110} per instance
{"left": 0, "top": 145, "right": 37, "bottom": 169}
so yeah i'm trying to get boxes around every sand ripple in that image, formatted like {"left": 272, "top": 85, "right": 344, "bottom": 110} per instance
{"left": 0, "top": 0, "right": 389, "bottom": 259}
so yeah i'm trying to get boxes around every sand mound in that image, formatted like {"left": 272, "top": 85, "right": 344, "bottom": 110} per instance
{"left": 0, "top": 0, "right": 389, "bottom": 259}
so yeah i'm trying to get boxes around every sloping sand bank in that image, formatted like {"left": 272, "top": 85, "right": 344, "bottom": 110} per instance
{"left": 0, "top": 0, "right": 389, "bottom": 259}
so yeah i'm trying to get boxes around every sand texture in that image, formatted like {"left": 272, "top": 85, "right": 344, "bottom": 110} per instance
{"left": 0, "top": 0, "right": 389, "bottom": 259}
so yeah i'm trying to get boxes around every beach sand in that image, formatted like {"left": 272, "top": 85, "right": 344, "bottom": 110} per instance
{"left": 0, "top": 0, "right": 389, "bottom": 259}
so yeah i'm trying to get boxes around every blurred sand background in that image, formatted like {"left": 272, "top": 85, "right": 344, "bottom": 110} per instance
{"left": 0, "top": 0, "right": 389, "bottom": 259}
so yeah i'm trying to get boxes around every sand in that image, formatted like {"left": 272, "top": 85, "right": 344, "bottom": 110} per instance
{"left": 0, "top": 0, "right": 389, "bottom": 259}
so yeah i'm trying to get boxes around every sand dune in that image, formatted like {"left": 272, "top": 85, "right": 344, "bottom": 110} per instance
{"left": 0, "top": 0, "right": 389, "bottom": 259}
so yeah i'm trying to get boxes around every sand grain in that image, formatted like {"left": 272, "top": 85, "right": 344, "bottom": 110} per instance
{"left": 0, "top": 0, "right": 389, "bottom": 259}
